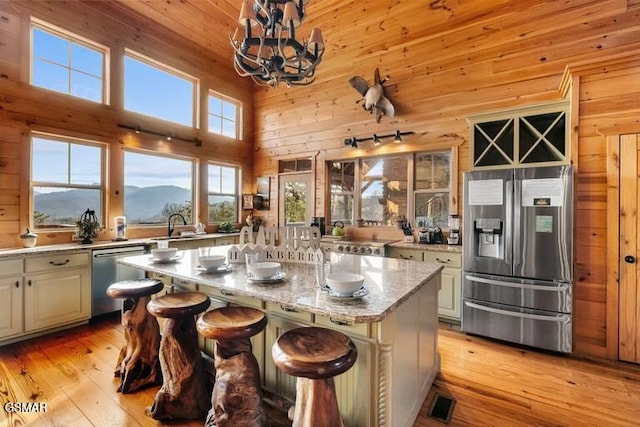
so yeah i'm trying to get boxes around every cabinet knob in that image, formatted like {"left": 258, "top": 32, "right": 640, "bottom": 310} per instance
{"left": 28, "top": 280, "right": 32, "bottom": 287}
{"left": 15, "top": 281, "right": 19, "bottom": 288}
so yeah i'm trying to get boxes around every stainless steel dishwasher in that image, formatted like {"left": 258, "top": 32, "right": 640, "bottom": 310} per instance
{"left": 92, "top": 245, "right": 150, "bottom": 317}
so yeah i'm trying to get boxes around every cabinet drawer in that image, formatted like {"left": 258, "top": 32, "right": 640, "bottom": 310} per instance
{"left": 0, "top": 258, "right": 23, "bottom": 276}
{"left": 387, "top": 247, "right": 423, "bottom": 261}
{"left": 25, "top": 252, "right": 89, "bottom": 273}
{"left": 203, "top": 287, "right": 263, "bottom": 309}
{"left": 315, "top": 314, "right": 369, "bottom": 338}
{"left": 424, "top": 251, "right": 461, "bottom": 268}
{"left": 215, "top": 236, "right": 237, "bottom": 246}
{"left": 266, "top": 301, "right": 313, "bottom": 323}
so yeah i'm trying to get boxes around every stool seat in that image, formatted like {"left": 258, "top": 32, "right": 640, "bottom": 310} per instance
{"left": 273, "top": 327, "right": 357, "bottom": 379}
{"left": 106, "top": 278, "right": 164, "bottom": 299}
{"left": 147, "top": 291, "right": 210, "bottom": 318}
{"left": 197, "top": 306, "right": 267, "bottom": 341}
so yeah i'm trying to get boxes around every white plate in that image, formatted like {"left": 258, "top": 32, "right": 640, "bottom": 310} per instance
{"left": 247, "top": 271, "right": 286, "bottom": 283}
{"left": 149, "top": 255, "right": 182, "bottom": 264}
{"left": 195, "top": 263, "right": 232, "bottom": 273}
{"left": 321, "top": 285, "right": 369, "bottom": 300}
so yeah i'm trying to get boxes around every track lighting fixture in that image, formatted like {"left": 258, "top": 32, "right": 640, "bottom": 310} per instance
{"left": 343, "top": 130, "right": 414, "bottom": 149}
{"left": 117, "top": 124, "right": 202, "bottom": 147}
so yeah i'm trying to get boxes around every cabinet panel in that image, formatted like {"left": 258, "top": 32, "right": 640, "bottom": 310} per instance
{"left": 0, "top": 276, "right": 23, "bottom": 339}
{"left": 24, "top": 268, "right": 91, "bottom": 332}
{"left": 0, "top": 258, "right": 23, "bottom": 276}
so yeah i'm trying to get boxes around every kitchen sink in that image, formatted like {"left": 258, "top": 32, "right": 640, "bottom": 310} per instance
{"left": 151, "top": 235, "right": 196, "bottom": 241}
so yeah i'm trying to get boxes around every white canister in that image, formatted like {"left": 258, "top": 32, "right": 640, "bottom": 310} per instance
{"left": 20, "top": 228, "right": 37, "bottom": 248}
{"left": 114, "top": 216, "right": 127, "bottom": 240}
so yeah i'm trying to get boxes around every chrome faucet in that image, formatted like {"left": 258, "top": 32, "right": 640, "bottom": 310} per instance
{"left": 167, "top": 213, "right": 188, "bottom": 238}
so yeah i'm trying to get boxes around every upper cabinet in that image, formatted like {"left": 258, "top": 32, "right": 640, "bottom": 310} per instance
{"left": 468, "top": 100, "right": 570, "bottom": 169}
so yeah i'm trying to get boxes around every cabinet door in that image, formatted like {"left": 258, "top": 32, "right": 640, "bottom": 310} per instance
{"left": 437, "top": 267, "right": 461, "bottom": 320}
{"left": 0, "top": 277, "right": 23, "bottom": 339}
{"left": 424, "top": 251, "right": 462, "bottom": 321}
{"left": 24, "top": 267, "right": 91, "bottom": 332}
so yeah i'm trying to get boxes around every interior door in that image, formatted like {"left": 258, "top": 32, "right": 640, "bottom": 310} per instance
{"left": 278, "top": 173, "right": 312, "bottom": 226}
{"left": 619, "top": 133, "right": 640, "bottom": 363}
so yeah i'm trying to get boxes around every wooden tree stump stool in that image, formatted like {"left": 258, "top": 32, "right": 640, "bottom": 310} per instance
{"left": 146, "top": 291, "right": 211, "bottom": 421}
{"left": 106, "top": 278, "right": 164, "bottom": 394}
{"left": 272, "top": 327, "right": 358, "bottom": 427}
{"left": 197, "top": 306, "right": 268, "bottom": 427}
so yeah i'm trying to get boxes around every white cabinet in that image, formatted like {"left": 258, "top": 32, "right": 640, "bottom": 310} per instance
{"left": 424, "top": 251, "right": 461, "bottom": 321}
{"left": 388, "top": 246, "right": 462, "bottom": 321}
{"left": 24, "top": 251, "right": 91, "bottom": 333}
{"left": 0, "top": 258, "right": 24, "bottom": 340}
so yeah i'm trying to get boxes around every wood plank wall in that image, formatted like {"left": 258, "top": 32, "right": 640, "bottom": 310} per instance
{"left": 251, "top": 0, "right": 640, "bottom": 360}
{"left": 0, "top": 0, "right": 255, "bottom": 247}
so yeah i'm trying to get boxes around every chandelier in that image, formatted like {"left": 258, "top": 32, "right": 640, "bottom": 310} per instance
{"left": 231, "top": 0, "right": 325, "bottom": 87}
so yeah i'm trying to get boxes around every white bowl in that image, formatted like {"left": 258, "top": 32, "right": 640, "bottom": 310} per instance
{"left": 151, "top": 247, "right": 178, "bottom": 261}
{"left": 247, "top": 261, "right": 281, "bottom": 279}
{"left": 326, "top": 272, "right": 364, "bottom": 295}
{"left": 198, "top": 254, "right": 226, "bottom": 270}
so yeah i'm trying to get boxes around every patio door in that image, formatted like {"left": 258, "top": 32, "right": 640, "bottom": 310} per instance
{"left": 278, "top": 173, "right": 312, "bottom": 226}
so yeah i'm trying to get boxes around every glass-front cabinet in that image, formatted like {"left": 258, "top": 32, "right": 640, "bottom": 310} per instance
{"left": 328, "top": 150, "right": 453, "bottom": 229}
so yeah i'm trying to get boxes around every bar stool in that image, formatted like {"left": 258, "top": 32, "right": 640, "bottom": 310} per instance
{"left": 146, "top": 291, "right": 211, "bottom": 420}
{"left": 272, "top": 327, "right": 358, "bottom": 427}
{"left": 106, "top": 278, "right": 164, "bottom": 394}
{"left": 197, "top": 306, "right": 268, "bottom": 427}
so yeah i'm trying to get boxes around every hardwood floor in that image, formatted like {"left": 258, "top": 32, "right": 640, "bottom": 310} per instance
{"left": 1, "top": 316, "right": 640, "bottom": 426}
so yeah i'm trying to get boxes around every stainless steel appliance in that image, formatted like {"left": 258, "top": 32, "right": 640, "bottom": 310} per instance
{"left": 462, "top": 165, "right": 573, "bottom": 353}
{"left": 92, "top": 245, "right": 150, "bottom": 317}
{"left": 320, "top": 238, "right": 393, "bottom": 257}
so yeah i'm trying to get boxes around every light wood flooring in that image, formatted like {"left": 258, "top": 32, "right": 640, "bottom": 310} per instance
{"left": 1, "top": 315, "right": 640, "bottom": 426}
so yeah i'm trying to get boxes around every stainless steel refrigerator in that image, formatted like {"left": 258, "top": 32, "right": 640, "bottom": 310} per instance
{"left": 462, "top": 165, "right": 573, "bottom": 353}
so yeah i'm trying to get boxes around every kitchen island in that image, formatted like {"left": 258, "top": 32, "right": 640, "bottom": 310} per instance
{"left": 119, "top": 247, "right": 442, "bottom": 427}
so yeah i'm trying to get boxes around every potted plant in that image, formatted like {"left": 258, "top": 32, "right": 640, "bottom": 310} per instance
{"left": 76, "top": 208, "right": 100, "bottom": 244}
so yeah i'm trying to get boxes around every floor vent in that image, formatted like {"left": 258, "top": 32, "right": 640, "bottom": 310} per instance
{"left": 428, "top": 393, "right": 456, "bottom": 424}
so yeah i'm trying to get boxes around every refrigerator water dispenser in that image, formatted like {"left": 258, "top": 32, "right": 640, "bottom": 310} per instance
{"left": 474, "top": 218, "right": 503, "bottom": 258}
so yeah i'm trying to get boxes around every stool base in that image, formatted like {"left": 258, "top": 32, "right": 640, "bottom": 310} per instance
{"left": 148, "top": 316, "right": 210, "bottom": 420}
{"left": 206, "top": 338, "right": 265, "bottom": 427}
{"left": 291, "top": 377, "right": 343, "bottom": 427}
{"left": 115, "top": 295, "right": 162, "bottom": 393}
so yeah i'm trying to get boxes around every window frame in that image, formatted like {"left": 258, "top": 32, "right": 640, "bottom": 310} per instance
{"left": 207, "top": 162, "right": 241, "bottom": 224}
{"left": 123, "top": 149, "right": 198, "bottom": 227}
{"left": 30, "top": 17, "right": 110, "bottom": 104}
{"left": 30, "top": 132, "right": 107, "bottom": 231}
{"left": 123, "top": 49, "right": 200, "bottom": 128}
{"left": 208, "top": 90, "right": 242, "bottom": 139}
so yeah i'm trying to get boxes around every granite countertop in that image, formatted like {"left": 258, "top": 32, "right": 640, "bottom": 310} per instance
{"left": 0, "top": 232, "right": 240, "bottom": 258}
{"left": 388, "top": 241, "right": 463, "bottom": 253}
{"left": 118, "top": 247, "right": 443, "bottom": 324}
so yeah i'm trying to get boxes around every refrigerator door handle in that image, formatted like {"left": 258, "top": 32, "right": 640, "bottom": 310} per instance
{"left": 464, "top": 301, "right": 571, "bottom": 322}
{"left": 505, "top": 180, "right": 513, "bottom": 266}
{"left": 464, "top": 274, "right": 570, "bottom": 292}
{"left": 513, "top": 179, "right": 522, "bottom": 266}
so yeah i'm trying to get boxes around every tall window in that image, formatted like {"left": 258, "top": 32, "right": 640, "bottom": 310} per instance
{"left": 124, "top": 151, "right": 194, "bottom": 225}
{"left": 329, "top": 161, "right": 355, "bottom": 224}
{"left": 208, "top": 163, "right": 239, "bottom": 223}
{"left": 208, "top": 92, "right": 241, "bottom": 138}
{"left": 31, "top": 134, "right": 104, "bottom": 229}
{"left": 414, "top": 152, "right": 451, "bottom": 228}
{"left": 124, "top": 50, "right": 198, "bottom": 127}
{"left": 361, "top": 157, "right": 408, "bottom": 226}
{"left": 31, "top": 19, "right": 107, "bottom": 103}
